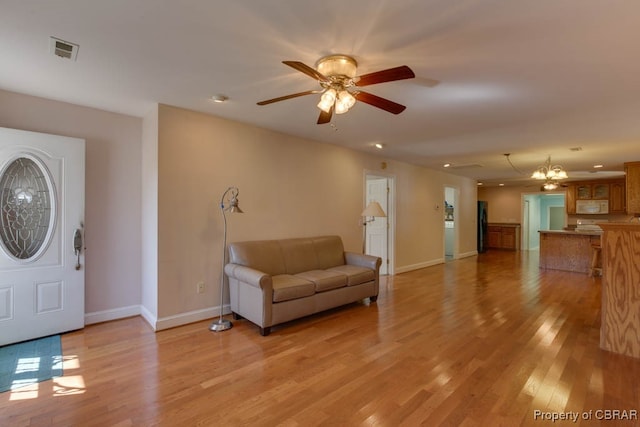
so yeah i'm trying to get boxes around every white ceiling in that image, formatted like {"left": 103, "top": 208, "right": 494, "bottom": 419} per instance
{"left": 2, "top": 0, "right": 639, "bottom": 186}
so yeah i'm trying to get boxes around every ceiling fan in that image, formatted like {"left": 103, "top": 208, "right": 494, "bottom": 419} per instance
{"left": 257, "top": 54, "right": 415, "bottom": 124}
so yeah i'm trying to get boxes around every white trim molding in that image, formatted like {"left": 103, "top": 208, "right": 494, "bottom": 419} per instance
{"left": 85, "top": 305, "right": 141, "bottom": 325}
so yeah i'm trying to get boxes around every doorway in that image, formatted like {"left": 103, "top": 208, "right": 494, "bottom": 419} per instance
{"left": 444, "top": 186, "right": 458, "bottom": 261}
{"left": 549, "top": 206, "right": 565, "bottom": 230}
{"left": 364, "top": 173, "right": 394, "bottom": 275}
{"left": 522, "top": 192, "right": 565, "bottom": 250}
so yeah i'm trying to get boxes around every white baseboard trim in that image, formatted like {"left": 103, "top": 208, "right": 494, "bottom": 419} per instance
{"left": 84, "top": 304, "right": 231, "bottom": 332}
{"left": 154, "top": 304, "right": 230, "bottom": 331}
{"left": 395, "top": 258, "right": 444, "bottom": 274}
{"left": 85, "top": 305, "right": 141, "bottom": 325}
{"left": 140, "top": 305, "right": 158, "bottom": 331}
{"left": 458, "top": 250, "right": 478, "bottom": 259}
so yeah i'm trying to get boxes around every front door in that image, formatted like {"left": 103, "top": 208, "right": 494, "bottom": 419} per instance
{"left": 0, "top": 127, "right": 85, "bottom": 346}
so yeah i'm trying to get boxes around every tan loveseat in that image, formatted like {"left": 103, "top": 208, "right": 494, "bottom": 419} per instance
{"left": 224, "top": 235, "right": 381, "bottom": 336}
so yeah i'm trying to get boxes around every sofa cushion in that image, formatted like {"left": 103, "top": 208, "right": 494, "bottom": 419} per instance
{"left": 228, "top": 240, "right": 286, "bottom": 276}
{"left": 311, "top": 236, "right": 346, "bottom": 269}
{"left": 295, "top": 270, "right": 347, "bottom": 292}
{"left": 279, "top": 238, "right": 319, "bottom": 274}
{"left": 272, "top": 275, "right": 315, "bottom": 302}
{"left": 326, "top": 265, "right": 375, "bottom": 286}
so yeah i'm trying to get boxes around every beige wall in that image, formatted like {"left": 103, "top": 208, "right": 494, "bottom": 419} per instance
{"left": 0, "top": 89, "right": 142, "bottom": 322}
{"left": 477, "top": 185, "right": 527, "bottom": 223}
{"left": 152, "top": 104, "right": 479, "bottom": 325}
{"left": 0, "top": 90, "right": 479, "bottom": 330}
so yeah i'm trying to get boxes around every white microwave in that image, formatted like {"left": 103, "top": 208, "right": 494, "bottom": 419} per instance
{"left": 576, "top": 200, "right": 609, "bottom": 214}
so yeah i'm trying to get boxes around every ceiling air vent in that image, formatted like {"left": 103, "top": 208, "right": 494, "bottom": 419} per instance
{"left": 49, "top": 37, "right": 79, "bottom": 61}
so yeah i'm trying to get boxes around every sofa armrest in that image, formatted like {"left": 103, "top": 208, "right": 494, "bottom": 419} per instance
{"left": 224, "top": 264, "right": 273, "bottom": 289}
{"left": 345, "top": 252, "right": 382, "bottom": 271}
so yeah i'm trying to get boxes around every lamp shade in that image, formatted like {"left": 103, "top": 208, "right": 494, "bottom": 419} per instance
{"left": 361, "top": 201, "right": 387, "bottom": 217}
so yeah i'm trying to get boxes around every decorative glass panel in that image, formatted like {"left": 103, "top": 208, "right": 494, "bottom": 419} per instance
{"left": 0, "top": 157, "right": 53, "bottom": 260}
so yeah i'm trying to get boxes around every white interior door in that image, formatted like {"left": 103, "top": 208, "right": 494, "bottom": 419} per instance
{"left": 0, "top": 127, "right": 85, "bottom": 346}
{"left": 365, "top": 178, "right": 388, "bottom": 274}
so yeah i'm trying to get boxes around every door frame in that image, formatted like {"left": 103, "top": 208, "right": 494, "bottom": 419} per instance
{"left": 443, "top": 185, "right": 459, "bottom": 261}
{"left": 364, "top": 171, "right": 395, "bottom": 275}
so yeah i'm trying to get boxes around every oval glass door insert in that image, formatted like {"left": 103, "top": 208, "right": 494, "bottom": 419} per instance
{"left": 0, "top": 157, "right": 55, "bottom": 260}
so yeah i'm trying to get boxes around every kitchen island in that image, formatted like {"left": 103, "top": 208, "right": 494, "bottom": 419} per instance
{"left": 599, "top": 222, "right": 640, "bottom": 358}
{"left": 539, "top": 230, "right": 602, "bottom": 274}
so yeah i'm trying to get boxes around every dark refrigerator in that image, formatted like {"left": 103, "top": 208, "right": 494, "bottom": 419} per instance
{"left": 477, "top": 201, "right": 488, "bottom": 253}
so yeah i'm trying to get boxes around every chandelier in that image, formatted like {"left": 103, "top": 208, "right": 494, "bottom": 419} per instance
{"left": 531, "top": 156, "right": 568, "bottom": 180}
{"left": 531, "top": 156, "right": 568, "bottom": 190}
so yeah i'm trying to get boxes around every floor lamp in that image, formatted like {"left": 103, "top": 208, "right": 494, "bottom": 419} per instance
{"left": 210, "top": 186, "right": 243, "bottom": 332}
{"left": 361, "top": 200, "right": 387, "bottom": 254}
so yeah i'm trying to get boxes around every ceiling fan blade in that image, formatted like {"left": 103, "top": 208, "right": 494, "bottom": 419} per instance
{"left": 317, "top": 105, "right": 333, "bottom": 124}
{"left": 282, "top": 61, "right": 331, "bottom": 83}
{"left": 257, "top": 90, "right": 319, "bottom": 106}
{"left": 354, "top": 91, "right": 406, "bottom": 114}
{"left": 355, "top": 65, "right": 415, "bottom": 87}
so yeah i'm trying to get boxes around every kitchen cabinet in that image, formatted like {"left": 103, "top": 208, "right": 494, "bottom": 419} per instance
{"left": 599, "top": 223, "right": 640, "bottom": 358}
{"left": 565, "top": 184, "right": 576, "bottom": 214}
{"left": 565, "top": 178, "right": 625, "bottom": 214}
{"left": 610, "top": 181, "right": 626, "bottom": 214}
{"left": 487, "top": 224, "right": 520, "bottom": 250}
{"left": 576, "top": 183, "right": 609, "bottom": 200}
{"left": 625, "top": 162, "right": 640, "bottom": 215}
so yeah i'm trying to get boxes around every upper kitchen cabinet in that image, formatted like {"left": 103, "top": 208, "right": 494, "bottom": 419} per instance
{"left": 565, "top": 178, "right": 625, "bottom": 214}
{"left": 576, "top": 182, "right": 609, "bottom": 200}
{"left": 625, "top": 162, "right": 640, "bottom": 215}
{"left": 610, "top": 180, "right": 626, "bottom": 214}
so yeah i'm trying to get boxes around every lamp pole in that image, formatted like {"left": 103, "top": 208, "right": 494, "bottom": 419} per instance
{"left": 210, "top": 187, "right": 242, "bottom": 332}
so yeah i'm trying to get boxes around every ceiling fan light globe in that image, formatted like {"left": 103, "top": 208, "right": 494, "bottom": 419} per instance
{"left": 338, "top": 90, "right": 356, "bottom": 109}
{"left": 317, "top": 99, "right": 333, "bottom": 113}
{"left": 335, "top": 100, "right": 349, "bottom": 114}
{"left": 317, "top": 89, "right": 336, "bottom": 113}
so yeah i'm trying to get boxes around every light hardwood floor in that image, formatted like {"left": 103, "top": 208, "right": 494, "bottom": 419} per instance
{"left": 2, "top": 250, "right": 639, "bottom": 426}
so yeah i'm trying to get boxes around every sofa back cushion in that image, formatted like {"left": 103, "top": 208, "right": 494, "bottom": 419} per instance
{"left": 279, "top": 238, "right": 319, "bottom": 274}
{"left": 311, "top": 236, "right": 346, "bottom": 270}
{"left": 227, "top": 235, "right": 346, "bottom": 276}
{"left": 228, "top": 240, "right": 286, "bottom": 276}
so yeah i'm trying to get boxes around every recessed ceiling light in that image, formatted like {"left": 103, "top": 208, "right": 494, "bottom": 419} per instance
{"left": 593, "top": 164, "right": 604, "bottom": 168}
{"left": 443, "top": 163, "right": 451, "bottom": 168}
{"left": 374, "top": 143, "right": 384, "bottom": 149}
{"left": 499, "top": 183, "right": 505, "bottom": 186}
{"left": 211, "top": 95, "right": 228, "bottom": 103}
{"left": 477, "top": 182, "right": 483, "bottom": 186}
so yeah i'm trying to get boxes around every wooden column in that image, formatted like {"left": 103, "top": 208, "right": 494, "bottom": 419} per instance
{"left": 599, "top": 222, "right": 640, "bottom": 358}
